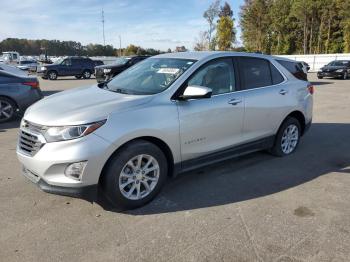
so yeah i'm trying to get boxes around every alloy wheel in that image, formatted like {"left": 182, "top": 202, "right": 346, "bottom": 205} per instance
{"left": 0, "top": 100, "right": 14, "bottom": 121}
{"left": 281, "top": 124, "right": 299, "bottom": 154}
{"left": 119, "top": 154, "right": 160, "bottom": 200}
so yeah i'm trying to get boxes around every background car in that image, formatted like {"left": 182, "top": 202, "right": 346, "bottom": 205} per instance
{"left": 0, "top": 70, "right": 42, "bottom": 122}
{"left": 0, "top": 63, "right": 28, "bottom": 76}
{"left": 95, "top": 55, "right": 149, "bottom": 83}
{"left": 17, "top": 60, "right": 39, "bottom": 72}
{"left": 38, "top": 56, "right": 99, "bottom": 80}
{"left": 317, "top": 60, "right": 350, "bottom": 80}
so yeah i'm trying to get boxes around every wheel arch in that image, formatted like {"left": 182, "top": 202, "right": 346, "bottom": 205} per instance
{"left": 0, "top": 95, "right": 19, "bottom": 110}
{"left": 98, "top": 136, "right": 175, "bottom": 186}
{"left": 281, "top": 110, "right": 306, "bottom": 135}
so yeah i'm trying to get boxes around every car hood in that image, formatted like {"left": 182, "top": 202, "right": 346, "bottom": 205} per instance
{"left": 24, "top": 85, "right": 153, "bottom": 126}
{"left": 95, "top": 64, "right": 125, "bottom": 70}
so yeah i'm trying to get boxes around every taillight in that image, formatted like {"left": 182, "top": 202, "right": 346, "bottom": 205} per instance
{"left": 307, "top": 84, "right": 314, "bottom": 95}
{"left": 23, "top": 81, "right": 40, "bottom": 88}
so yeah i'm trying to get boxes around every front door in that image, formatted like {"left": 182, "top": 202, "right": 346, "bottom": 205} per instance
{"left": 177, "top": 58, "right": 245, "bottom": 162}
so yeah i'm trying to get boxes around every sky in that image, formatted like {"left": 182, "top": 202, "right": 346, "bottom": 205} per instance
{"left": 0, "top": 0, "right": 244, "bottom": 51}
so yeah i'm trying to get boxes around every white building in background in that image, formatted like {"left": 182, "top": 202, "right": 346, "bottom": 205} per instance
{"left": 277, "top": 53, "right": 350, "bottom": 72}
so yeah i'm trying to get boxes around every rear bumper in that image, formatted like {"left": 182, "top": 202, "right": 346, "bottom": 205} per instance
{"left": 304, "top": 119, "right": 312, "bottom": 135}
{"left": 17, "top": 89, "right": 43, "bottom": 113}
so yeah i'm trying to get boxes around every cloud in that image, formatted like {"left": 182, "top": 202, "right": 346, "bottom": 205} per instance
{"left": 0, "top": 0, "right": 242, "bottom": 50}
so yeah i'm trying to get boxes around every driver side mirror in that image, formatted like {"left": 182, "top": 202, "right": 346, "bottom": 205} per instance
{"left": 179, "top": 85, "right": 212, "bottom": 100}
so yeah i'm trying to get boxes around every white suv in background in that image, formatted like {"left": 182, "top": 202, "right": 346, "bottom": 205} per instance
{"left": 17, "top": 52, "right": 313, "bottom": 209}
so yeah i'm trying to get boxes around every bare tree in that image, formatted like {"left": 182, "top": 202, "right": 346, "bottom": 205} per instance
{"left": 194, "top": 31, "right": 210, "bottom": 51}
{"left": 203, "top": 0, "right": 221, "bottom": 50}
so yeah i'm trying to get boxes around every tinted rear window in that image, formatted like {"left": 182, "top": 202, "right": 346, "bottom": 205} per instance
{"left": 277, "top": 60, "right": 307, "bottom": 81}
{"left": 239, "top": 57, "right": 272, "bottom": 89}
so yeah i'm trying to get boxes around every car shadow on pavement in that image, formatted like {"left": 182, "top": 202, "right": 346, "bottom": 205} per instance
{"left": 96, "top": 123, "right": 350, "bottom": 215}
{"left": 311, "top": 81, "right": 334, "bottom": 86}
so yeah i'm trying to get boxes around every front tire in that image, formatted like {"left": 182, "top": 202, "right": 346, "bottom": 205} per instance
{"left": 48, "top": 71, "right": 57, "bottom": 80}
{"left": 75, "top": 75, "right": 82, "bottom": 79}
{"left": 0, "top": 97, "right": 16, "bottom": 123}
{"left": 101, "top": 140, "right": 168, "bottom": 209}
{"left": 270, "top": 117, "right": 301, "bottom": 157}
{"left": 82, "top": 70, "right": 91, "bottom": 79}
{"left": 317, "top": 76, "right": 323, "bottom": 79}
{"left": 343, "top": 72, "right": 348, "bottom": 80}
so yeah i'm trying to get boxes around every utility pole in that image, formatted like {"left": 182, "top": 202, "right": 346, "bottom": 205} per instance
{"left": 101, "top": 9, "right": 106, "bottom": 46}
{"left": 119, "top": 35, "right": 122, "bottom": 56}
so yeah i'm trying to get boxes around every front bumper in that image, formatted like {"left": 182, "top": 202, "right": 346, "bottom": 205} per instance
{"left": 22, "top": 165, "right": 97, "bottom": 199}
{"left": 95, "top": 68, "right": 108, "bottom": 83}
{"left": 317, "top": 71, "right": 345, "bottom": 78}
{"left": 17, "top": 132, "right": 114, "bottom": 194}
{"left": 37, "top": 70, "right": 48, "bottom": 78}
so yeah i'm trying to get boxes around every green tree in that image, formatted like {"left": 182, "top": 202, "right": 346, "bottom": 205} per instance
{"left": 216, "top": 2, "right": 236, "bottom": 50}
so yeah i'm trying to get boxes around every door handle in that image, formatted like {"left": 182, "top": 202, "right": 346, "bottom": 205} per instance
{"left": 279, "top": 89, "right": 288, "bottom": 95}
{"left": 228, "top": 98, "right": 242, "bottom": 105}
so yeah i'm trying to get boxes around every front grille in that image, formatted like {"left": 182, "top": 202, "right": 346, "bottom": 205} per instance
{"left": 18, "top": 120, "right": 45, "bottom": 156}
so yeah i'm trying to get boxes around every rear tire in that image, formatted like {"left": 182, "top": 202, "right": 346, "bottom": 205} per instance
{"left": 75, "top": 75, "right": 82, "bottom": 79}
{"left": 270, "top": 117, "right": 301, "bottom": 157}
{"left": 82, "top": 70, "right": 91, "bottom": 79}
{"left": 0, "top": 97, "right": 16, "bottom": 123}
{"left": 101, "top": 140, "right": 168, "bottom": 210}
{"left": 317, "top": 76, "right": 323, "bottom": 79}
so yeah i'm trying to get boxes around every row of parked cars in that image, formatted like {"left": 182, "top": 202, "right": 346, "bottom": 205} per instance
{"left": 0, "top": 55, "right": 150, "bottom": 123}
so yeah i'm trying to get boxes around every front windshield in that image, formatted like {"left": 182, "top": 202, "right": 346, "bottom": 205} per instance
{"left": 113, "top": 57, "right": 131, "bottom": 65}
{"left": 54, "top": 58, "right": 64, "bottom": 64}
{"left": 106, "top": 58, "right": 196, "bottom": 95}
{"left": 329, "top": 61, "right": 347, "bottom": 66}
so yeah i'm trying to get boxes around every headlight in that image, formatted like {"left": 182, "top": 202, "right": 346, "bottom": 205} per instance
{"left": 41, "top": 66, "right": 47, "bottom": 71}
{"left": 336, "top": 69, "right": 344, "bottom": 72}
{"left": 43, "top": 120, "right": 106, "bottom": 142}
{"left": 103, "top": 68, "right": 111, "bottom": 73}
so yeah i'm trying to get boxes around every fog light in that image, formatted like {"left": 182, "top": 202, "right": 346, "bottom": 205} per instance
{"left": 64, "top": 161, "right": 87, "bottom": 181}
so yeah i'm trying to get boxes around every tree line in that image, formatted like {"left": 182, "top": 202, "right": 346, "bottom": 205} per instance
{"left": 196, "top": 0, "right": 350, "bottom": 55}
{"left": 0, "top": 38, "right": 164, "bottom": 56}
{"left": 240, "top": 0, "right": 350, "bottom": 54}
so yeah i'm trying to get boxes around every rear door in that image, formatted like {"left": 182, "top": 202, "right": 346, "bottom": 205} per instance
{"left": 236, "top": 57, "right": 293, "bottom": 142}
{"left": 177, "top": 58, "right": 245, "bottom": 161}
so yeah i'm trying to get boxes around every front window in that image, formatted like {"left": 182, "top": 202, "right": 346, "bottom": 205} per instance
{"left": 106, "top": 58, "right": 196, "bottom": 95}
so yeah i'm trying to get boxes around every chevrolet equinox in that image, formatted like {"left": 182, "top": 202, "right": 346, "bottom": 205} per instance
{"left": 17, "top": 52, "right": 313, "bottom": 209}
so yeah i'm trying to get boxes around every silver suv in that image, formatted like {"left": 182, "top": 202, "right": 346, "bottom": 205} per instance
{"left": 17, "top": 52, "right": 313, "bottom": 209}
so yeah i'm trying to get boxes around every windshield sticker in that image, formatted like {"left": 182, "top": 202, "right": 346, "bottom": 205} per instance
{"left": 157, "top": 68, "right": 180, "bottom": 74}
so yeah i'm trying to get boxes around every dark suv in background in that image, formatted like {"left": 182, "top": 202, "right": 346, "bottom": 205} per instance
{"left": 95, "top": 55, "right": 149, "bottom": 83}
{"left": 38, "top": 57, "right": 104, "bottom": 80}
{"left": 317, "top": 60, "right": 350, "bottom": 80}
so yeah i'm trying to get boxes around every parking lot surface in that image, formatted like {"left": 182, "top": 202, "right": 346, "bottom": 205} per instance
{"left": 0, "top": 74, "right": 349, "bottom": 262}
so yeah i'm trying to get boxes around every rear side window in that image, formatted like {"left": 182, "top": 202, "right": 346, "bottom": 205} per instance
{"left": 270, "top": 64, "right": 284, "bottom": 84}
{"left": 276, "top": 60, "right": 307, "bottom": 81}
{"left": 239, "top": 57, "right": 272, "bottom": 89}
